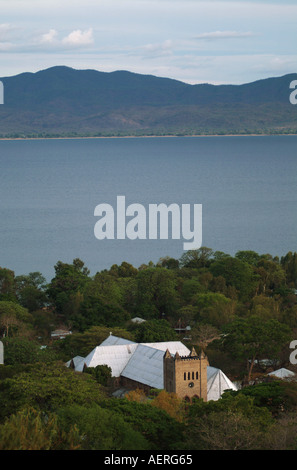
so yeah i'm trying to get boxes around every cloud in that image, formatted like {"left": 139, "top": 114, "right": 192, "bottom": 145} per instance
{"left": 62, "top": 28, "right": 94, "bottom": 47}
{"left": 142, "top": 39, "right": 173, "bottom": 56}
{"left": 251, "top": 55, "right": 297, "bottom": 76}
{"left": 0, "top": 24, "right": 14, "bottom": 40}
{"left": 0, "top": 43, "right": 13, "bottom": 51}
{"left": 194, "top": 30, "right": 255, "bottom": 40}
{"left": 0, "top": 24, "right": 18, "bottom": 51}
{"left": 38, "top": 27, "right": 94, "bottom": 49}
{"left": 41, "top": 29, "right": 58, "bottom": 44}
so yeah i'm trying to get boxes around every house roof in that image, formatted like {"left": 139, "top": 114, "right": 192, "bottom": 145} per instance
{"left": 267, "top": 368, "right": 295, "bottom": 379}
{"left": 65, "top": 355, "right": 85, "bottom": 369}
{"left": 131, "top": 317, "right": 146, "bottom": 324}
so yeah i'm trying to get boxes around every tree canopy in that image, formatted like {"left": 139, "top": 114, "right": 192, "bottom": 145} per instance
{"left": 1, "top": 247, "right": 297, "bottom": 450}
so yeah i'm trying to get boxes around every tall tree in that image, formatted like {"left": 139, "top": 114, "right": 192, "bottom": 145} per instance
{"left": 255, "top": 259, "right": 286, "bottom": 295}
{"left": 210, "top": 256, "right": 258, "bottom": 301}
{"left": 281, "top": 252, "right": 297, "bottom": 288}
{"left": 47, "top": 259, "right": 90, "bottom": 318}
{"left": 222, "top": 316, "right": 292, "bottom": 382}
{"left": 193, "top": 292, "right": 236, "bottom": 328}
{"left": 132, "top": 319, "right": 178, "bottom": 343}
{"left": 15, "top": 272, "right": 47, "bottom": 312}
{"left": 0, "top": 268, "right": 16, "bottom": 302}
{"left": 179, "top": 247, "right": 214, "bottom": 269}
{"left": 190, "top": 324, "right": 221, "bottom": 350}
{"left": 135, "top": 267, "right": 178, "bottom": 319}
{"left": 0, "top": 301, "right": 33, "bottom": 337}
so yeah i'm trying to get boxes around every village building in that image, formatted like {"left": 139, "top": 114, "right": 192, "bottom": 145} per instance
{"left": 67, "top": 334, "right": 237, "bottom": 401}
{"left": 267, "top": 368, "right": 295, "bottom": 379}
{"left": 51, "top": 328, "right": 72, "bottom": 340}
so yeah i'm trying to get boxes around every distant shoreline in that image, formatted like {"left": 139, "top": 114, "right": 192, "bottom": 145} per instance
{"left": 0, "top": 133, "right": 296, "bottom": 141}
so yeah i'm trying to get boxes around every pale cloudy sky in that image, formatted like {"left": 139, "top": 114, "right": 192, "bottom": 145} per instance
{"left": 0, "top": 0, "right": 296, "bottom": 84}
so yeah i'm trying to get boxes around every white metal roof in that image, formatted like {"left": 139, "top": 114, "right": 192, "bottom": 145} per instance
{"left": 100, "top": 335, "right": 136, "bottom": 347}
{"left": 121, "top": 344, "right": 166, "bottom": 389}
{"left": 71, "top": 336, "right": 190, "bottom": 386}
{"left": 131, "top": 317, "right": 146, "bottom": 324}
{"left": 75, "top": 343, "right": 138, "bottom": 375}
{"left": 120, "top": 339, "right": 190, "bottom": 390}
{"left": 267, "top": 368, "right": 295, "bottom": 379}
{"left": 207, "top": 366, "right": 237, "bottom": 401}
{"left": 68, "top": 336, "right": 236, "bottom": 401}
{"left": 65, "top": 355, "right": 85, "bottom": 368}
{"left": 141, "top": 341, "right": 190, "bottom": 356}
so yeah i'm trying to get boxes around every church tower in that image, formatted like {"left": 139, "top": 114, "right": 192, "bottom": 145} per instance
{"left": 163, "top": 347, "right": 209, "bottom": 401}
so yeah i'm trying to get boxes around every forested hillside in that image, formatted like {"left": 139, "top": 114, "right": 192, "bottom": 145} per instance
{"left": 0, "top": 67, "right": 296, "bottom": 137}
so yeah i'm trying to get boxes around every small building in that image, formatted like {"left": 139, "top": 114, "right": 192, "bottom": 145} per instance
{"left": 51, "top": 329, "right": 72, "bottom": 340}
{"left": 267, "top": 368, "right": 295, "bottom": 379}
{"left": 130, "top": 317, "right": 146, "bottom": 324}
{"left": 174, "top": 319, "right": 191, "bottom": 335}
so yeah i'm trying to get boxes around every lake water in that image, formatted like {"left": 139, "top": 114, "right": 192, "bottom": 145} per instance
{"left": 0, "top": 135, "right": 296, "bottom": 281}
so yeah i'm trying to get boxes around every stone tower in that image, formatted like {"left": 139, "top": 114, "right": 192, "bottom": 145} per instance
{"left": 163, "top": 347, "right": 209, "bottom": 401}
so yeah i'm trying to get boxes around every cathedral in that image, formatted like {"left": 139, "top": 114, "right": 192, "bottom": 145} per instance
{"left": 67, "top": 334, "right": 237, "bottom": 401}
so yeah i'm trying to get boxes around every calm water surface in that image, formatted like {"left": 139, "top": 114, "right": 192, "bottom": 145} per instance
{"left": 0, "top": 136, "right": 296, "bottom": 280}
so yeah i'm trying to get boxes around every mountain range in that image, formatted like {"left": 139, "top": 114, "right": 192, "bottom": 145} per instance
{"left": 0, "top": 66, "right": 296, "bottom": 137}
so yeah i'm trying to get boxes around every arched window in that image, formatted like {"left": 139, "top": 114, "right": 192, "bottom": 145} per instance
{"left": 196, "top": 371, "right": 199, "bottom": 380}
{"left": 184, "top": 372, "right": 186, "bottom": 380}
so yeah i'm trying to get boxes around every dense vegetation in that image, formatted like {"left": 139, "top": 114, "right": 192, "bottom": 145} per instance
{"left": 0, "top": 67, "right": 296, "bottom": 137}
{"left": 1, "top": 247, "right": 297, "bottom": 450}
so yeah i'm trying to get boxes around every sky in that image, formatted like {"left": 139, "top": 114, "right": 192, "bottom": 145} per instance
{"left": 0, "top": 0, "right": 296, "bottom": 84}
